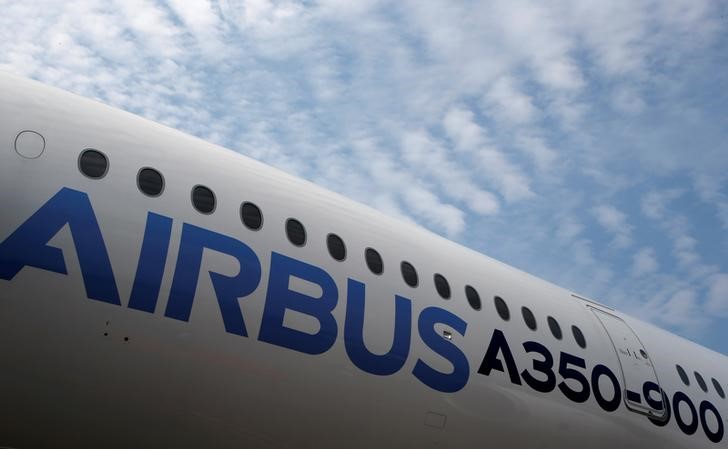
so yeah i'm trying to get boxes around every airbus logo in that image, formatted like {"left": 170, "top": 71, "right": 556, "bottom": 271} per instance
{"left": 0, "top": 187, "right": 469, "bottom": 393}
{"left": 0, "top": 187, "right": 724, "bottom": 444}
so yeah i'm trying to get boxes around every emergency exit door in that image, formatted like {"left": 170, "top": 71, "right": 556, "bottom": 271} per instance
{"left": 590, "top": 307, "right": 667, "bottom": 419}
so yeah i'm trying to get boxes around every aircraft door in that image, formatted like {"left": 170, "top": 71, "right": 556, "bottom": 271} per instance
{"left": 590, "top": 307, "right": 667, "bottom": 419}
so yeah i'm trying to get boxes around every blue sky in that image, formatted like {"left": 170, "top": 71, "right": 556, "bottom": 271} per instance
{"left": 1, "top": 0, "right": 727, "bottom": 354}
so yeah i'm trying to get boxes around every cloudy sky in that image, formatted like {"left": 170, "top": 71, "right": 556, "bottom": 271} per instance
{"left": 1, "top": 0, "right": 727, "bottom": 354}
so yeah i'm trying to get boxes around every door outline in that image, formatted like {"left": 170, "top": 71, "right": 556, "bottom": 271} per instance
{"left": 588, "top": 306, "right": 668, "bottom": 420}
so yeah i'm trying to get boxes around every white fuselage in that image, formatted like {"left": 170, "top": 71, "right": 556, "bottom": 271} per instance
{"left": 0, "top": 73, "right": 725, "bottom": 448}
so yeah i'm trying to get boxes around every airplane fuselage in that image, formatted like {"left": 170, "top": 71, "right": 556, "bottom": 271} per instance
{"left": 0, "top": 73, "right": 725, "bottom": 448}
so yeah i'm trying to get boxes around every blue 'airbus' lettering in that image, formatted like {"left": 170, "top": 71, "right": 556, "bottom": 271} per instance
{"left": 259, "top": 252, "right": 338, "bottom": 354}
{"left": 0, "top": 187, "right": 724, "bottom": 444}
{"left": 0, "top": 187, "right": 120, "bottom": 305}
{"left": 165, "top": 222, "right": 262, "bottom": 337}
{"left": 0, "top": 187, "right": 468, "bottom": 394}
{"left": 344, "top": 279, "right": 412, "bottom": 376}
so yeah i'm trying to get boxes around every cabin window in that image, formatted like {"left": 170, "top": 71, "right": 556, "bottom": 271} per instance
{"left": 465, "top": 285, "right": 481, "bottom": 310}
{"left": 521, "top": 307, "right": 536, "bottom": 330}
{"left": 240, "top": 202, "right": 263, "bottom": 230}
{"left": 676, "top": 365, "right": 690, "bottom": 386}
{"left": 286, "top": 218, "right": 306, "bottom": 246}
{"left": 401, "top": 261, "right": 418, "bottom": 287}
{"left": 711, "top": 378, "right": 725, "bottom": 399}
{"left": 547, "top": 316, "right": 562, "bottom": 340}
{"left": 79, "top": 149, "right": 109, "bottom": 179}
{"left": 137, "top": 168, "right": 164, "bottom": 197}
{"left": 434, "top": 274, "right": 451, "bottom": 299}
{"left": 494, "top": 296, "right": 510, "bottom": 321}
{"left": 326, "top": 233, "right": 346, "bottom": 261}
{"left": 191, "top": 185, "right": 216, "bottom": 214}
{"left": 695, "top": 372, "right": 708, "bottom": 392}
{"left": 365, "top": 248, "right": 383, "bottom": 274}
{"left": 572, "top": 325, "right": 587, "bottom": 349}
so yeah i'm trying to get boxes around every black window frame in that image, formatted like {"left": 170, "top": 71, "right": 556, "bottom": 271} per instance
{"left": 494, "top": 296, "right": 510, "bottom": 321}
{"left": 400, "top": 261, "right": 418, "bottom": 287}
{"left": 78, "top": 149, "right": 109, "bottom": 179}
{"left": 364, "top": 247, "right": 384, "bottom": 276}
{"left": 465, "top": 285, "right": 481, "bottom": 310}
{"left": 191, "top": 185, "right": 216, "bottom": 215}
{"left": 695, "top": 371, "right": 708, "bottom": 392}
{"left": 547, "top": 316, "right": 563, "bottom": 340}
{"left": 285, "top": 218, "right": 307, "bottom": 247}
{"left": 711, "top": 378, "right": 725, "bottom": 399}
{"left": 521, "top": 306, "right": 536, "bottom": 330}
{"left": 137, "top": 167, "right": 165, "bottom": 197}
{"left": 326, "top": 233, "right": 347, "bottom": 261}
{"left": 433, "top": 273, "right": 451, "bottom": 299}
{"left": 365, "top": 248, "right": 384, "bottom": 275}
{"left": 240, "top": 202, "right": 264, "bottom": 231}
{"left": 676, "top": 365, "right": 690, "bottom": 386}
{"left": 571, "top": 325, "right": 587, "bottom": 348}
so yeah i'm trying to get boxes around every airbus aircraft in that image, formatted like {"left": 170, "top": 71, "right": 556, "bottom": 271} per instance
{"left": 0, "top": 72, "right": 725, "bottom": 449}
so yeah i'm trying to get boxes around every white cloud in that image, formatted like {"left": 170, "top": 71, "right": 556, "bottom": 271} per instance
{"left": 565, "top": 0, "right": 651, "bottom": 76}
{"left": 490, "top": 0, "right": 584, "bottom": 92}
{"left": 557, "top": 217, "right": 583, "bottom": 243}
{"left": 592, "top": 205, "right": 632, "bottom": 248}
{"left": 694, "top": 175, "right": 728, "bottom": 230}
{"left": 482, "top": 76, "right": 538, "bottom": 125}
{"left": 401, "top": 186, "right": 465, "bottom": 237}
{"left": 632, "top": 248, "right": 659, "bottom": 277}
{"left": 346, "top": 136, "right": 468, "bottom": 237}
{"left": 442, "top": 107, "right": 534, "bottom": 202}
{"left": 113, "top": 0, "right": 184, "bottom": 58}
{"left": 640, "top": 190, "right": 715, "bottom": 277}
{"left": 657, "top": 289, "right": 708, "bottom": 330}
{"left": 514, "top": 135, "right": 559, "bottom": 174}
{"left": 167, "top": 0, "right": 226, "bottom": 54}
{"left": 706, "top": 274, "right": 728, "bottom": 317}
{"left": 220, "top": 0, "right": 311, "bottom": 57}
{"left": 641, "top": 189, "right": 684, "bottom": 219}
{"left": 400, "top": 130, "right": 500, "bottom": 215}
{"left": 673, "top": 234, "right": 699, "bottom": 266}
{"left": 442, "top": 107, "right": 485, "bottom": 151}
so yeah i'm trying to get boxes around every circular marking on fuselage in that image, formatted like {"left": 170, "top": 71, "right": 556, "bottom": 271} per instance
{"left": 14, "top": 130, "right": 45, "bottom": 159}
